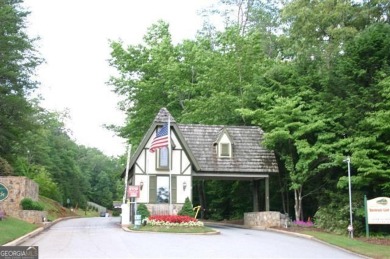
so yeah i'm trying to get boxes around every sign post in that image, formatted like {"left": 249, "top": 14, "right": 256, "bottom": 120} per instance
{"left": 127, "top": 185, "right": 140, "bottom": 225}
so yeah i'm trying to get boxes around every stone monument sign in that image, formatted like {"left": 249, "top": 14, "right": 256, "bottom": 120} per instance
{"left": 0, "top": 176, "right": 46, "bottom": 223}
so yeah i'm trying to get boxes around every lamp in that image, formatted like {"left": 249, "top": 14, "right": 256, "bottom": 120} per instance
{"left": 140, "top": 180, "right": 144, "bottom": 191}
{"left": 183, "top": 181, "right": 187, "bottom": 191}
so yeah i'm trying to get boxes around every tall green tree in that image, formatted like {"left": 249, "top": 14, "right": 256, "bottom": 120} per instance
{"left": 109, "top": 21, "right": 183, "bottom": 146}
{"left": 0, "top": 0, "right": 42, "bottom": 161}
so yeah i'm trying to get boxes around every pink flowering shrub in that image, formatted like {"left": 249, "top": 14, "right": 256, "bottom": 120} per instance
{"left": 293, "top": 220, "right": 314, "bottom": 227}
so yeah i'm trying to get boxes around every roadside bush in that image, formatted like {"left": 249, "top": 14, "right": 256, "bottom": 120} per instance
{"left": 136, "top": 203, "right": 150, "bottom": 220}
{"left": 20, "top": 198, "right": 44, "bottom": 211}
{"left": 112, "top": 209, "right": 121, "bottom": 217}
{"left": 178, "top": 197, "right": 195, "bottom": 217}
{"left": 314, "top": 191, "right": 365, "bottom": 236}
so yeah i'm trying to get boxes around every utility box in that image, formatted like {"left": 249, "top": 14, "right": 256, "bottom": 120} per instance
{"left": 134, "top": 214, "right": 142, "bottom": 229}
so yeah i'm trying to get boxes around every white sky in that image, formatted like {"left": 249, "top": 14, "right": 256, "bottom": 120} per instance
{"left": 23, "top": 0, "right": 218, "bottom": 157}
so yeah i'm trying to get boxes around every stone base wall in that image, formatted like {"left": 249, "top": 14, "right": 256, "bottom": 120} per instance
{"left": 0, "top": 176, "right": 40, "bottom": 223}
{"left": 244, "top": 211, "right": 289, "bottom": 228}
{"left": 145, "top": 204, "right": 184, "bottom": 215}
{"left": 17, "top": 210, "right": 47, "bottom": 224}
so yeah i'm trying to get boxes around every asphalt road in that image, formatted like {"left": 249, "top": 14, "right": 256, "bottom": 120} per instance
{"left": 20, "top": 217, "right": 363, "bottom": 258}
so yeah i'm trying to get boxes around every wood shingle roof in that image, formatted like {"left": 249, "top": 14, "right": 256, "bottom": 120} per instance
{"left": 177, "top": 124, "right": 278, "bottom": 174}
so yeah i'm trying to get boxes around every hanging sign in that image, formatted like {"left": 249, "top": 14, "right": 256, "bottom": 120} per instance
{"left": 367, "top": 197, "right": 390, "bottom": 224}
{"left": 0, "top": 183, "right": 9, "bottom": 202}
{"left": 127, "top": 185, "right": 140, "bottom": 198}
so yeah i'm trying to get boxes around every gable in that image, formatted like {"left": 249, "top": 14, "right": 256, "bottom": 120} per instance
{"left": 214, "top": 129, "right": 233, "bottom": 158}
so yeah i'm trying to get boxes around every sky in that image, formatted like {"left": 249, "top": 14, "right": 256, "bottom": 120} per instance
{"left": 23, "top": 0, "right": 218, "bottom": 157}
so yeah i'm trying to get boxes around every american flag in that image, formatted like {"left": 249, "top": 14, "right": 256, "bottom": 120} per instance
{"left": 149, "top": 123, "right": 169, "bottom": 153}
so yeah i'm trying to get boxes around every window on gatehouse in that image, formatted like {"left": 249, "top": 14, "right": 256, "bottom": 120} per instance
{"left": 220, "top": 143, "right": 231, "bottom": 157}
{"left": 157, "top": 146, "right": 169, "bottom": 169}
{"left": 156, "top": 176, "right": 169, "bottom": 204}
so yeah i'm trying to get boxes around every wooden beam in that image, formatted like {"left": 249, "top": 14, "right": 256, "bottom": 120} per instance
{"left": 252, "top": 180, "right": 259, "bottom": 212}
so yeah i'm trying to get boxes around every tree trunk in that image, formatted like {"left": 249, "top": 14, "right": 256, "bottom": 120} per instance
{"left": 278, "top": 172, "right": 287, "bottom": 214}
{"left": 294, "top": 186, "right": 303, "bottom": 221}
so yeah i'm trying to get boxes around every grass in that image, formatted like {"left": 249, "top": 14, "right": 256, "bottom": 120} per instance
{"left": 0, "top": 217, "right": 38, "bottom": 245}
{"left": 39, "top": 196, "right": 77, "bottom": 221}
{"left": 131, "top": 225, "right": 218, "bottom": 234}
{"left": 39, "top": 196, "right": 100, "bottom": 219}
{"left": 301, "top": 230, "right": 390, "bottom": 259}
{"left": 0, "top": 196, "right": 81, "bottom": 245}
{"left": 72, "top": 208, "right": 100, "bottom": 217}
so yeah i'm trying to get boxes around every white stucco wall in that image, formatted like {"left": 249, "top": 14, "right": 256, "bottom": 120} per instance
{"left": 134, "top": 129, "right": 192, "bottom": 204}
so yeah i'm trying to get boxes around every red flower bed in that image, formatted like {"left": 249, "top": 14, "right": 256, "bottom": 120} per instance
{"left": 149, "top": 215, "right": 197, "bottom": 223}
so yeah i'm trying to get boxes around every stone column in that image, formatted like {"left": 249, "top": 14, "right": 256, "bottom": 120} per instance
{"left": 265, "top": 177, "right": 270, "bottom": 211}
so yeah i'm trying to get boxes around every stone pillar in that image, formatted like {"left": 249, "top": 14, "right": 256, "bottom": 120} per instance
{"left": 121, "top": 202, "right": 130, "bottom": 226}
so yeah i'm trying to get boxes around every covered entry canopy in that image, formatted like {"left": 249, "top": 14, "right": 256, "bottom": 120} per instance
{"left": 177, "top": 122, "right": 279, "bottom": 211}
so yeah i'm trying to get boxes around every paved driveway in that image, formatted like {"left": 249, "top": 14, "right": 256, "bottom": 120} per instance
{"left": 19, "top": 217, "right": 362, "bottom": 258}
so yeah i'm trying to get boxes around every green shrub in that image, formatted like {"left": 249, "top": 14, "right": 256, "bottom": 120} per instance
{"left": 314, "top": 191, "right": 364, "bottom": 236}
{"left": 20, "top": 198, "right": 44, "bottom": 211}
{"left": 112, "top": 210, "right": 121, "bottom": 217}
{"left": 178, "top": 197, "right": 195, "bottom": 217}
{"left": 136, "top": 203, "right": 150, "bottom": 220}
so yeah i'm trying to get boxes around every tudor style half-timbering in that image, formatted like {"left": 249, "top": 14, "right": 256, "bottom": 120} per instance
{"left": 122, "top": 108, "right": 279, "bottom": 215}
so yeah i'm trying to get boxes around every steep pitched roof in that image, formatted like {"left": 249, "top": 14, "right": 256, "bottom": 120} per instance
{"left": 177, "top": 124, "right": 278, "bottom": 174}
{"left": 123, "top": 108, "right": 278, "bottom": 178}
{"left": 153, "top": 107, "right": 176, "bottom": 123}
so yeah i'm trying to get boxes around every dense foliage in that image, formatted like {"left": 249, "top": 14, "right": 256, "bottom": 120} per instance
{"left": 0, "top": 0, "right": 122, "bottom": 210}
{"left": 136, "top": 203, "right": 150, "bottom": 221}
{"left": 109, "top": 0, "right": 390, "bottom": 235}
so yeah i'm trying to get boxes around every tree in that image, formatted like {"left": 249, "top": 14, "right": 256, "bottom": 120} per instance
{"left": 0, "top": 157, "right": 13, "bottom": 176}
{"left": 178, "top": 197, "right": 195, "bottom": 217}
{"left": 0, "top": 0, "right": 42, "bottom": 160}
{"left": 108, "top": 21, "right": 182, "bottom": 146}
{"left": 331, "top": 23, "right": 390, "bottom": 195}
{"left": 107, "top": 0, "right": 390, "bottom": 233}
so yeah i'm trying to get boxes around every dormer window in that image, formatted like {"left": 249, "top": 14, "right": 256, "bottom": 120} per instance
{"left": 220, "top": 143, "right": 231, "bottom": 157}
{"left": 214, "top": 128, "right": 233, "bottom": 158}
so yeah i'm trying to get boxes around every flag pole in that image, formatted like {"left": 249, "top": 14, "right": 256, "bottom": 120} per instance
{"left": 121, "top": 143, "right": 132, "bottom": 226}
{"left": 168, "top": 116, "right": 172, "bottom": 214}
{"left": 123, "top": 144, "right": 132, "bottom": 204}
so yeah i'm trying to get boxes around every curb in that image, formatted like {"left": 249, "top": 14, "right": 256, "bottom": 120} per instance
{"left": 204, "top": 222, "right": 369, "bottom": 258}
{"left": 3, "top": 216, "right": 78, "bottom": 246}
{"left": 121, "top": 224, "right": 221, "bottom": 235}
